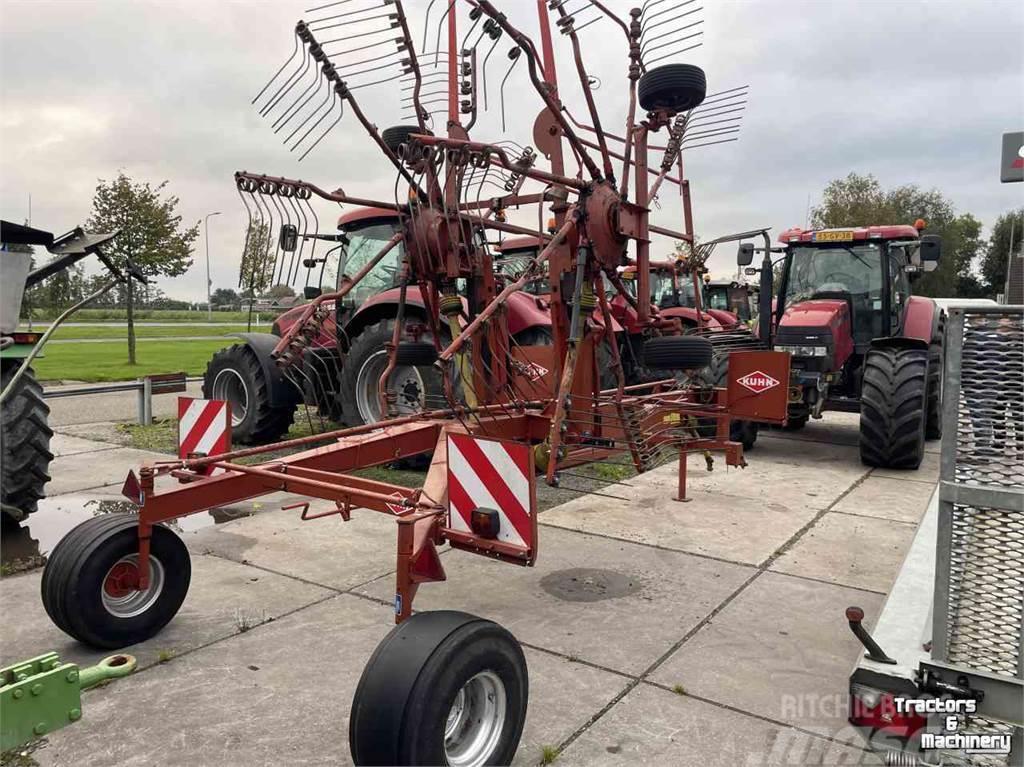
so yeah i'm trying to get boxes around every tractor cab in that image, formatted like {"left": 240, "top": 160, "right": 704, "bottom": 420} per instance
{"left": 705, "top": 279, "right": 754, "bottom": 323}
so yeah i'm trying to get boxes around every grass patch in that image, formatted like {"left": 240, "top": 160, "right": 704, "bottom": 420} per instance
{"left": 156, "top": 649, "right": 175, "bottom": 664}
{"left": 540, "top": 745, "right": 559, "bottom": 765}
{"left": 33, "top": 339, "right": 228, "bottom": 382}
{"left": 35, "top": 324, "right": 268, "bottom": 341}
{"left": 1, "top": 738, "right": 45, "bottom": 767}
{"left": 672, "top": 683, "right": 686, "bottom": 695}
{"left": 22, "top": 308, "right": 270, "bottom": 323}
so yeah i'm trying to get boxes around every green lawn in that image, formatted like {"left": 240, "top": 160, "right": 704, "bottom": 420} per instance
{"left": 33, "top": 339, "right": 231, "bottom": 382}
{"left": 35, "top": 323, "right": 268, "bottom": 341}
{"left": 21, "top": 308, "right": 267, "bottom": 323}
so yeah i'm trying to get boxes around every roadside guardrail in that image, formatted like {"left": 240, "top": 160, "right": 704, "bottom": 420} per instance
{"left": 43, "top": 372, "right": 198, "bottom": 425}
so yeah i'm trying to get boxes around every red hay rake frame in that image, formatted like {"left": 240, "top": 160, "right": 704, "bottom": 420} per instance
{"left": 121, "top": 0, "right": 789, "bottom": 624}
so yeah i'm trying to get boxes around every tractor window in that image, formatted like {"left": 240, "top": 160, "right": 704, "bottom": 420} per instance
{"left": 784, "top": 244, "right": 883, "bottom": 340}
{"left": 338, "top": 222, "right": 403, "bottom": 306}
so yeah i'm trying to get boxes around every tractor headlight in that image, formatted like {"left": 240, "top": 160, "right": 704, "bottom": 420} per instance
{"left": 776, "top": 344, "right": 829, "bottom": 357}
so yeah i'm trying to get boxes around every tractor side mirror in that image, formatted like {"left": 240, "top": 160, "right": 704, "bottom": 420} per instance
{"left": 303, "top": 286, "right": 322, "bottom": 299}
{"left": 737, "top": 242, "right": 754, "bottom": 266}
{"left": 919, "top": 235, "right": 941, "bottom": 272}
{"left": 744, "top": 267, "right": 759, "bottom": 277}
{"left": 279, "top": 224, "right": 298, "bottom": 252}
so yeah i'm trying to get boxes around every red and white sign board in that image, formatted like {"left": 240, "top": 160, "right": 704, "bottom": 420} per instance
{"left": 446, "top": 433, "right": 535, "bottom": 551}
{"left": 178, "top": 398, "right": 231, "bottom": 469}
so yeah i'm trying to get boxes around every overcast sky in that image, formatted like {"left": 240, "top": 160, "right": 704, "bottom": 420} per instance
{"left": 2, "top": 0, "right": 1022, "bottom": 301}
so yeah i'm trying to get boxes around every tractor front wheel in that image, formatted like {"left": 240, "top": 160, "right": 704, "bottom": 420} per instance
{"left": 41, "top": 515, "right": 190, "bottom": 649}
{"left": 859, "top": 346, "right": 928, "bottom": 469}
{"left": 349, "top": 611, "right": 528, "bottom": 766}
{"left": 1, "top": 361, "right": 53, "bottom": 522}
{"left": 203, "top": 344, "right": 295, "bottom": 445}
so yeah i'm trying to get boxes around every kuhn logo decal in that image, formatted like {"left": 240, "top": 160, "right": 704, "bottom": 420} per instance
{"left": 736, "top": 371, "right": 780, "bottom": 393}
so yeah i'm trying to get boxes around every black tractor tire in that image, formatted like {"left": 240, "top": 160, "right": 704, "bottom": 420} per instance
{"left": 41, "top": 515, "right": 190, "bottom": 649}
{"left": 637, "top": 63, "right": 707, "bottom": 114}
{"left": 340, "top": 321, "right": 446, "bottom": 429}
{"left": 859, "top": 346, "right": 929, "bottom": 469}
{"left": 783, "top": 414, "right": 809, "bottom": 431}
{"left": 350, "top": 610, "right": 528, "bottom": 766}
{"left": 1, "top": 362, "right": 53, "bottom": 522}
{"left": 382, "top": 125, "right": 433, "bottom": 153}
{"left": 925, "top": 316, "right": 944, "bottom": 441}
{"left": 395, "top": 341, "right": 439, "bottom": 367}
{"left": 203, "top": 344, "right": 295, "bottom": 445}
{"left": 697, "top": 352, "right": 758, "bottom": 450}
{"left": 643, "top": 335, "right": 713, "bottom": 371}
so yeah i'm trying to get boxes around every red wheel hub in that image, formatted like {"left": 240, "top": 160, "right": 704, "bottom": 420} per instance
{"left": 104, "top": 561, "right": 140, "bottom": 598}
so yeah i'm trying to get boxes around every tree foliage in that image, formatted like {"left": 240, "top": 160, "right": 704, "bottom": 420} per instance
{"left": 980, "top": 208, "right": 1023, "bottom": 296}
{"left": 810, "top": 173, "right": 983, "bottom": 297}
{"left": 211, "top": 287, "right": 240, "bottom": 307}
{"left": 238, "top": 222, "right": 275, "bottom": 296}
{"left": 86, "top": 172, "right": 199, "bottom": 362}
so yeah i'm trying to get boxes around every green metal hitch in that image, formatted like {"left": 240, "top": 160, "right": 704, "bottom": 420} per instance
{"left": 1, "top": 652, "right": 137, "bottom": 751}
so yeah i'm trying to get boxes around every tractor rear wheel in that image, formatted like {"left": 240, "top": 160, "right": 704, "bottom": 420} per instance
{"left": 637, "top": 64, "right": 707, "bottom": 114}
{"left": 41, "top": 515, "right": 190, "bottom": 649}
{"left": 350, "top": 611, "right": 528, "bottom": 766}
{"left": 203, "top": 344, "right": 295, "bottom": 445}
{"left": 1, "top": 361, "right": 53, "bottom": 522}
{"left": 925, "top": 317, "right": 944, "bottom": 440}
{"left": 859, "top": 346, "right": 928, "bottom": 469}
{"left": 697, "top": 352, "right": 758, "bottom": 450}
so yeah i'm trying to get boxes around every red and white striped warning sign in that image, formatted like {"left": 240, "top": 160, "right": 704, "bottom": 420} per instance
{"left": 177, "top": 397, "right": 231, "bottom": 462}
{"left": 447, "top": 433, "right": 534, "bottom": 550}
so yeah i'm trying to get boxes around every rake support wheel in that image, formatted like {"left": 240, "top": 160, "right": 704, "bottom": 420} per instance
{"left": 382, "top": 125, "right": 433, "bottom": 153}
{"left": 637, "top": 64, "right": 707, "bottom": 114}
{"left": 642, "top": 335, "right": 713, "bottom": 371}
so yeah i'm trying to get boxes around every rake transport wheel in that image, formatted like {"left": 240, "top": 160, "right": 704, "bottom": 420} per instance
{"left": 41, "top": 515, "right": 190, "bottom": 649}
{"left": 642, "top": 335, "right": 713, "bottom": 371}
{"left": 698, "top": 352, "right": 758, "bottom": 450}
{"left": 382, "top": 125, "right": 434, "bottom": 154}
{"left": 203, "top": 344, "right": 295, "bottom": 444}
{"left": 637, "top": 63, "right": 707, "bottom": 113}
{"left": 859, "top": 346, "right": 929, "bottom": 470}
{"left": 925, "top": 315, "right": 944, "bottom": 440}
{"left": 350, "top": 611, "right": 528, "bottom": 767}
{"left": 1, "top": 361, "right": 53, "bottom": 522}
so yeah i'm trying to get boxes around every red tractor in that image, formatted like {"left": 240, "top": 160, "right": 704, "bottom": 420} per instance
{"left": 738, "top": 222, "right": 944, "bottom": 468}
{"left": 204, "top": 208, "right": 552, "bottom": 444}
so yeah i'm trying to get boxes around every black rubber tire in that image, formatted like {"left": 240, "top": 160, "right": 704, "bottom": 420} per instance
{"left": 41, "top": 515, "right": 190, "bottom": 649}
{"left": 350, "top": 611, "right": 528, "bottom": 766}
{"left": 382, "top": 125, "right": 433, "bottom": 153}
{"left": 697, "top": 353, "right": 758, "bottom": 450}
{"left": 859, "top": 346, "right": 928, "bottom": 469}
{"left": 395, "top": 341, "right": 439, "bottom": 367}
{"left": 783, "top": 414, "right": 808, "bottom": 431}
{"left": 1, "top": 362, "right": 53, "bottom": 522}
{"left": 925, "top": 317, "right": 944, "bottom": 441}
{"left": 637, "top": 63, "right": 707, "bottom": 114}
{"left": 643, "top": 335, "right": 713, "bottom": 371}
{"left": 202, "top": 344, "right": 295, "bottom": 445}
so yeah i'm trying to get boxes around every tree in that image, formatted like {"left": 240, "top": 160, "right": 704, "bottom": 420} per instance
{"left": 267, "top": 283, "right": 296, "bottom": 299}
{"left": 980, "top": 208, "right": 1023, "bottom": 296}
{"left": 810, "top": 173, "right": 983, "bottom": 297}
{"left": 211, "top": 288, "right": 240, "bottom": 308}
{"left": 238, "top": 222, "right": 275, "bottom": 297}
{"left": 86, "top": 173, "right": 199, "bottom": 363}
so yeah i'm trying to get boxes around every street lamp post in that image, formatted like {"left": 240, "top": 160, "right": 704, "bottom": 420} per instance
{"left": 204, "top": 211, "right": 221, "bottom": 320}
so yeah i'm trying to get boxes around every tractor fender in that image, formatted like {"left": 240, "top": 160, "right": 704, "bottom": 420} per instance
{"left": 230, "top": 333, "right": 301, "bottom": 408}
{"left": 869, "top": 335, "right": 929, "bottom": 352}
{"left": 660, "top": 306, "right": 721, "bottom": 329}
{"left": 901, "top": 296, "right": 942, "bottom": 344}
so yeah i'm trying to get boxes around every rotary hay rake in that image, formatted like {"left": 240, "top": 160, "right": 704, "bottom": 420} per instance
{"left": 41, "top": 2, "right": 789, "bottom": 763}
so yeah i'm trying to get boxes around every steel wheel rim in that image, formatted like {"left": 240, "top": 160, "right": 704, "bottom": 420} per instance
{"left": 212, "top": 369, "right": 248, "bottom": 426}
{"left": 354, "top": 350, "right": 425, "bottom": 424}
{"left": 444, "top": 670, "right": 507, "bottom": 767}
{"left": 101, "top": 554, "right": 166, "bottom": 619}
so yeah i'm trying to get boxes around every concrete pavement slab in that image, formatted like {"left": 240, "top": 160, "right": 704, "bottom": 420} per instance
{"left": 871, "top": 449, "right": 941, "bottom": 483}
{"left": 45, "top": 447, "right": 169, "bottom": 495}
{"left": 770, "top": 511, "right": 917, "bottom": 593}
{"left": 650, "top": 572, "right": 884, "bottom": 743}
{"left": 31, "top": 594, "right": 629, "bottom": 767}
{"left": 359, "top": 526, "right": 754, "bottom": 676}
{"left": 832, "top": 476, "right": 936, "bottom": 524}
{"left": 49, "top": 433, "right": 122, "bottom": 458}
{"left": 0, "top": 553, "right": 332, "bottom": 671}
{"left": 185, "top": 501, "right": 403, "bottom": 592}
{"left": 539, "top": 485, "right": 817, "bottom": 565}
{"left": 557, "top": 683, "right": 878, "bottom": 766}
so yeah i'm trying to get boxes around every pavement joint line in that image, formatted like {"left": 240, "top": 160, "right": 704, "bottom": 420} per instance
{"left": 198, "top": 549, "right": 347, "bottom": 594}
{"left": 828, "top": 508, "right": 924, "bottom": 527}
{"left": 765, "top": 568, "right": 888, "bottom": 597}
{"left": 553, "top": 466, "right": 876, "bottom": 757}
{"left": 866, "top": 467, "right": 939, "bottom": 486}
{"left": 640, "top": 679, "right": 874, "bottom": 756}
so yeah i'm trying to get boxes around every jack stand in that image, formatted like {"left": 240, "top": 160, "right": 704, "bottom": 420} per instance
{"left": 675, "top": 447, "right": 692, "bottom": 503}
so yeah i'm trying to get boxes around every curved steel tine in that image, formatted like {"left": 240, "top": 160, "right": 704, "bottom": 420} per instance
{"left": 290, "top": 86, "right": 338, "bottom": 152}
{"left": 480, "top": 33, "right": 502, "bottom": 112}
{"left": 307, "top": 3, "right": 390, "bottom": 29}
{"left": 640, "top": 18, "right": 702, "bottom": 54}
{"left": 640, "top": 0, "right": 695, "bottom": 35}
{"left": 644, "top": 42, "right": 702, "bottom": 67}
{"left": 251, "top": 192, "right": 275, "bottom": 294}
{"left": 641, "top": 30, "right": 703, "bottom": 61}
{"left": 298, "top": 98, "right": 345, "bottom": 161}
{"left": 421, "top": 0, "right": 440, "bottom": 53}
{"left": 306, "top": 0, "right": 360, "bottom": 13}
{"left": 499, "top": 49, "right": 521, "bottom": 132}
{"left": 237, "top": 187, "right": 257, "bottom": 290}
{"left": 266, "top": 194, "right": 287, "bottom": 287}
{"left": 261, "top": 44, "right": 312, "bottom": 118}
{"left": 680, "top": 137, "right": 739, "bottom": 152}
{"left": 433, "top": 1, "right": 457, "bottom": 66}
{"left": 284, "top": 72, "right": 334, "bottom": 143}
{"left": 274, "top": 66, "right": 326, "bottom": 133}
{"left": 253, "top": 32, "right": 300, "bottom": 106}
{"left": 311, "top": 10, "right": 398, "bottom": 35}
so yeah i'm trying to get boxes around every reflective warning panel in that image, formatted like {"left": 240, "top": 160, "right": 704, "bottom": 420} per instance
{"left": 446, "top": 433, "right": 535, "bottom": 552}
